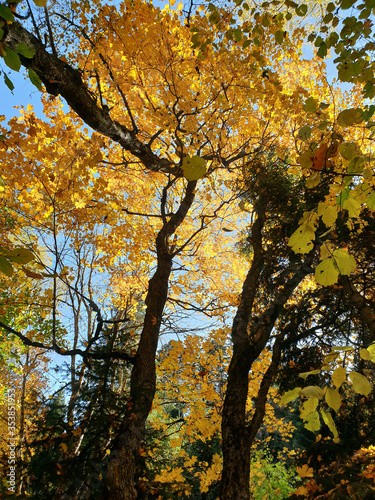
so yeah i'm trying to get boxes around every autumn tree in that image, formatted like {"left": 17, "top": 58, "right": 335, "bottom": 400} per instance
{"left": 1, "top": 0, "right": 375, "bottom": 498}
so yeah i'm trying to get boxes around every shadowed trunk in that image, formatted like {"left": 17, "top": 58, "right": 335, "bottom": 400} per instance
{"left": 105, "top": 181, "right": 196, "bottom": 499}
{"left": 221, "top": 206, "right": 313, "bottom": 499}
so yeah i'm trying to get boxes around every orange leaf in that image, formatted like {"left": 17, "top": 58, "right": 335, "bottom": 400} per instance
{"left": 312, "top": 143, "right": 328, "bottom": 171}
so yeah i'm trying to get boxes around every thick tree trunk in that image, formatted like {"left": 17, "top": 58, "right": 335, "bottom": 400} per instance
{"left": 340, "top": 276, "right": 375, "bottom": 338}
{"left": 221, "top": 248, "right": 313, "bottom": 499}
{"left": 221, "top": 211, "right": 265, "bottom": 500}
{"left": 106, "top": 257, "right": 172, "bottom": 500}
{"left": 105, "top": 181, "right": 197, "bottom": 499}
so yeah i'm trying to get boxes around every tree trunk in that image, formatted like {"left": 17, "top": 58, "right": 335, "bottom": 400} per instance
{"left": 105, "top": 181, "right": 197, "bottom": 499}
{"left": 221, "top": 251, "right": 313, "bottom": 499}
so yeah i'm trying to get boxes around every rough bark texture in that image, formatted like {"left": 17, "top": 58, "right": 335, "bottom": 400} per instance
{"left": 105, "top": 181, "right": 196, "bottom": 499}
{"left": 340, "top": 276, "right": 375, "bottom": 338}
{"left": 220, "top": 210, "right": 265, "bottom": 499}
{"left": 220, "top": 203, "right": 314, "bottom": 499}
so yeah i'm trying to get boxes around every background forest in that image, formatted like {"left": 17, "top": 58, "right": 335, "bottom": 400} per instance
{"left": 1, "top": 0, "right": 375, "bottom": 498}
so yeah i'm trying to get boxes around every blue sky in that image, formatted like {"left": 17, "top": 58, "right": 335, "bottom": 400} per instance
{"left": 1, "top": 68, "right": 44, "bottom": 121}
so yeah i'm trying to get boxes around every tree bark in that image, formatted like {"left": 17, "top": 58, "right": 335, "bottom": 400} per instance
{"left": 221, "top": 215, "right": 313, "bottom": 500}
{"left": 339, "top": 276, "right": 375, "bottom": 339}
{"left": 105, "top": 181, "right": 196, "bottom": 499}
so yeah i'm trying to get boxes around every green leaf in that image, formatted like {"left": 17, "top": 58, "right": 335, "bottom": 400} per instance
{"left": 337, "top": 108, "right": 363, "bottom": 127}
{"left": 275, "top": 30, "right": 284, "bottom": 44}
{"left": 32, "top": 0, "right": 48, "bottom": 6}
{"left": 296, "top": 4, "right": 307, "bottom": 16}
{"left": 4, "top": 73, "right": 14, "bottom": 92}
{"left": 300, "top": 386, "right": 324, "bottom": 399}
{"left": 315, "top": 257, "right": 339, "bottom": 286}
{"left": 332, "top": 366, "right": 346, "bottom": 388}
{"left": 304, "top": 97, "right": 317, "bottom": 112}
{"left": 298, "top": 125, "right": 311, "bottom": 141}
{"left": 336, "top": 188, "right": 350, "bottom": 206}
{"left": 4, "top": 47, "right": 21, "bottom": 72}
{"left": 332, "top": 248, "right": 356, "bottom": 275}
{"left": 0, "top": 256, "right": 14, "bottom": 277}
{"left": 28, "top": 68, "right": 42, "bottom": 91}
{"left": 366, "top": 192, "right": 375, "bottom": 210}
{"left": 325, "top": 387, "right": 341, "bottom": 411}
{"left": 0, "top": 4, "right": 15, "bottom": 22}
{"left": 233, "top": 29, "right": 242, "bottom": 42}
{"left": 339, "top": 142, "right": 357, "bottom": 161}
{"left": 5, "top": 248, "right": 35, "bottom": 265}
{"left": 15, "top": 42, "right": 35, "bottom": 59}
{"left": 182, "top": 155, "right": 207, "bottom": 181}
{"left": 317, "top": 42, "right": 327, "bottom": 58}
{"left": 341, "top": 0, "right": 355, "bottom": 9}
{"left": 279, "top": 387, "right": 301, "bottom": 406}
{"left": 348, "top": 371, "right": 371, "bottom": 396}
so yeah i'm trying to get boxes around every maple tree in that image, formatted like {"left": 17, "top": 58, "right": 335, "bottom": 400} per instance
{"left": 0, "top": 0, "right": 375, "bottom": 498}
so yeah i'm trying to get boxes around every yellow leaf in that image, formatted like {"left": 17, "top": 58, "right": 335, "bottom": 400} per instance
{"left": 300, "top": 398, "right": 319, "bottom": 420}
{"left": 304, "top": 410, "right": 321, "bottom": 432}
{"left": 342, "top": 197, "right": 361, "bottom": 218}
{"left": 325, "top": 387, "right": 341, "bottom": 412}
{"left": 315, "top": 257, "right": 339, "bottom": 286}
{"left": 318, "top": 203, "right": 337, "bottom": 228}
{"left": 349, "top": 371, "right": 372, "bottom": 396}
{"left": 323, "top": 352, "right": 339, "bottom": 364}
{"left": 333, "top": 249, "right": 356, "bottom": 276}
{"left": 298, "top": 150, "right": 314, "bottom": 169}
{"left": 306, "top": 171, "right": 321, "bottom": 188}
{"left": 182, "top": 155, "right": 207, "bottom": 181}
{"left": 279, "top": 387, "right": 301, "bottom": 406}
{"left": 320, "top": 409, "right": 339, "bottom": 440}
{"left": 59, "top": 443, "right": 68, "bottom": 452}
{"left": 299, "top": 369, "right": 321, "bottom": 380}
{"left": 300, "top": 386, "right": 324, "bottom": 399}
{"left": 288, "top": 224, "right": 315, "bottom": 254}
{"left": 332, "top": 366, "right": 346, "bottom": 388}
{"left": 296, "top": 463, "right": 314, "bottom": 478}
{"left": 359, "top": 348, "right": 371, "bottom": 361}
{"left": 319, "top": 241, "right": 335, "bottom": 261}
{"left": 367, "top": 343, "right": 375, "bottom": 362}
